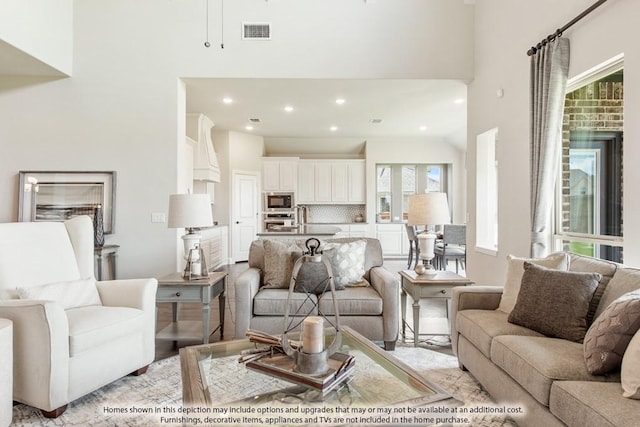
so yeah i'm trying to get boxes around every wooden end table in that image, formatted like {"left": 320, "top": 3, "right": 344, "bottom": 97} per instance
{"left": 400, "top": 270, "right": 474, "bottom": 346}
{"left": 156, "top": 271, "right": 227, "bottom": 344}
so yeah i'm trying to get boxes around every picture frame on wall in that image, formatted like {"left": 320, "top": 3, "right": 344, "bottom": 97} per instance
{"left": 18, "top": 171, "right": 116, "bottom": 234}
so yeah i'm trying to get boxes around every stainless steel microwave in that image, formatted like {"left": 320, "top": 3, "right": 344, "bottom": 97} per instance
{"left": 264, "top": 192, "right": 295, "bottom": 211}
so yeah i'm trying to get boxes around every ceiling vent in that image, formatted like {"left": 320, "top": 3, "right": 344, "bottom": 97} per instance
{"left": 370, "top": 119, "right": 383, "bottom": 124}
{"left": 249, "top": 118, "right": 261, "bottom": 123}
{"left": 242, "top": 23, "right": 271, "bottom": 40}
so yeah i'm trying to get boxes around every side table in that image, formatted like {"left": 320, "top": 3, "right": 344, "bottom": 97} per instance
{"left": 399, "top": 270, "right": 474, "bottom": 347}
{"left": 94, "top": 244, "right": 119, "bottom": 281}
{"left": 156, "top": 271, "right": 227, "bottom": 344}
{"left": 0, "top": 319, "right": 12, "bottom": 427}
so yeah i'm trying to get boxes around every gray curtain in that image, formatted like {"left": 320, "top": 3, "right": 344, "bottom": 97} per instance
{"left": 530, "top": 37, "right": 570, "bottom": 257}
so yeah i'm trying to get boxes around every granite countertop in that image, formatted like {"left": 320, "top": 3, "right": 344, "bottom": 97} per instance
{"left": 257, "top": 225, "right": 342, "bottom": 236}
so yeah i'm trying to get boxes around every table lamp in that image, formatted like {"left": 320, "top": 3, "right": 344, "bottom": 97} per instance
{"left": 167, "top": 193, "right": 213, "bottom": 258}
{"left": 407, "top": 192, "right": 451, "bottom": 275}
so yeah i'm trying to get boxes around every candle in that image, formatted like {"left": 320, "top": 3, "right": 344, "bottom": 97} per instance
{"left": 302, "top": 316, "right": 324, "bottom": 354}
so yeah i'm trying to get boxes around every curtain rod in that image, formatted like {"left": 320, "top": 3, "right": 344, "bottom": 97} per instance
{"left": 527, "top": 0, "right": 609, "bottom": 56}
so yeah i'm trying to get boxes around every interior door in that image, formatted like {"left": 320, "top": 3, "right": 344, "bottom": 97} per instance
{"left": 232, "top": 171, "right": 259, "bottom": 262}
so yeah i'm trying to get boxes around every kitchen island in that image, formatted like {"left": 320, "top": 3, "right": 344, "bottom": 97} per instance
{"left": 256, "top": 225, "right": 341, "bottom": 239}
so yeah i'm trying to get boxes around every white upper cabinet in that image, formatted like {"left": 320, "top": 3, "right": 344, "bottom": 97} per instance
{"left": 298, "top": 159, "right": 365, "bottom": 204}
{"left": 262, "top": 158, "right": 298, "bottom": 192}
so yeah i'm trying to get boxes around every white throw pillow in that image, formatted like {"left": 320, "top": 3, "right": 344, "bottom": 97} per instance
{"left": 322, "top": 240, "right": 367, "bottom": 287}
{"left": 497, "top": 253, "right": 569, "bottom": 314}
{"left": 622, "top": 330, "right": 640, "bottom": 399}
{"left": 17, "top": 278, "right": 102, "bottom": 310}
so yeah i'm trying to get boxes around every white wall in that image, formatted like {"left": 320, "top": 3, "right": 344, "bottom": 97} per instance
{"left": 468, "top": 0, "right": 640, "bottom": 285}
{"left": 0, "top": 0, "right": 473, "bottom": 278}
{"left": 365, "top": 138, "right": 467, "bottom": 227}
{"left": 0, "top": 0, "right": 73, "bottom": 76}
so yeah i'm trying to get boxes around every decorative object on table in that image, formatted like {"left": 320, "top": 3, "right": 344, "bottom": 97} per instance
{"left": 93, "top": 204, "right": 105, "bottom": 247}
{"left": 239, "top": 238, "right": 351, "bottom": 391}
{"left": 183, "top": 243, "right": 209, "bottom": 280}
{"left": 17, "top": 171, "right": 116, "bottom": 233}
{"left": 407, "top": 192, "right": 451, "bottom": 276}
{"left": 167, "top": 193, "right": 213, "bottom": 260}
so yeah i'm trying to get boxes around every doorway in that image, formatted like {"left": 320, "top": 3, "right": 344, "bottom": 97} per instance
{"left": 232, "top": 171, "right": 259, "bottom": 262}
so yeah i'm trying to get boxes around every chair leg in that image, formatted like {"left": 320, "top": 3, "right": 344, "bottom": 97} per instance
{"left": 130, "top": 365, "right": 149, "bottom": 376}
{"left": 407, "top": 244, "right": 413, "bottom": 269}
{"left": 42, "top": 405, "right": 67, "bottom": 418}
{"left": 384, "top": 340, "right": 396, "bottom": 351}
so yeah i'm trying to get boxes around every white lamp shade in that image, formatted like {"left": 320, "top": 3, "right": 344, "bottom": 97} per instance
{"left": 167, "top": 194, "right": 213, "bottom": 229}
{"left": 407, "top": 192, "right": 451, "bottom": 226}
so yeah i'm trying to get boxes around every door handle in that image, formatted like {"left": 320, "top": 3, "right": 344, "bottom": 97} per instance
{"left": 235, "top": 221, "right": 241, "bottom": 224}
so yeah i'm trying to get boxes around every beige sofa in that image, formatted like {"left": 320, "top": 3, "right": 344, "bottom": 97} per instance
{"left": 451, "top": 253, "right": 640, "bottom": 427}
{"left": 234, "top": 237, "right": 400, "bottom": 350}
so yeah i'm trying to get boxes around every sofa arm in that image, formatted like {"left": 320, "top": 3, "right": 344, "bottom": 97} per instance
{"left": 0, "top": 300, "right": 70, "bottom": 410}
{"left": 450, "top": 285, "right": 503, "bottom": 357}
{"left": 96, "top": 278, "right": 158, "bottom": 310}
{"left": 234, "top": 268, "right": 262, "bottom": 339}
{"left": 369, "top": 266, "right": 400, "bottom": 344}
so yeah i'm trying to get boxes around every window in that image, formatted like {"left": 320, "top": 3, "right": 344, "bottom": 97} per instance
{"left": 554, "top": 58, "right": 623, "bottom": 262}
{"left": 476, "top": 128, "right": 498, "bottom": 254}
{"left": 376, "top": 164, "right": 448, "bottom": 222}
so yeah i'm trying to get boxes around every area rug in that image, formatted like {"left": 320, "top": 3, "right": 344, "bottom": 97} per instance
{"left": 10, "top": 346, "right": 517, "bottom": 426}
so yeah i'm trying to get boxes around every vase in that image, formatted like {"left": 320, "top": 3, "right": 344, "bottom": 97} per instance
{"left": 93, "top": 205, "right": 105, "bottom": 247}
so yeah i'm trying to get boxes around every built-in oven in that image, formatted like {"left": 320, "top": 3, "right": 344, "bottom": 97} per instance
{"left": 264, "top": 192, "right": 295, "bottom": 212}
{"left": 263, "top": 211, "right": 296, "bottom": 232}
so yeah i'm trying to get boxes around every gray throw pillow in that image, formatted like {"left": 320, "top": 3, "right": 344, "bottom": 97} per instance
{"left": 262, "top": 240, "right": 300, "bottom": 289}
{"left": 508, "top": 263, "right": 601, "bottom": 343}
{"left": 292, "top": 259, "right": 344, "bottom": 295}
{"left": 584, "top": 290, "right": 640, "bottom": 375}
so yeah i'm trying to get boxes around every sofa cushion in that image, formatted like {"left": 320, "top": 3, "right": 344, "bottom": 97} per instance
{"left": 66, "top": 305, "right": 145, "bottom": 356}
{"left": 262, "top": 240, "right": 301, "bottom": 289}
{"left": 568, "top": 253, "right": 618, "bottom": 325}
{"left": 293, "top": 258, "right": 336, "bottom": 294}
{"left": 497, "top": 252, "right": 569, "bottom": 314}
{"left": 317, "top": 284, "right": 381, "bottom": 316}
{"left": 491, "top": 335, "right": 618, "bottom": 407}
{"left": 550, "top": 381, "right": 639, "bottom": 427}
{"left": 584, "top": 289, "right": 640, "bottom": 375}
{"left": 326, "top": 237, "right": 384, "bottom": 282}
{"left": 17, "top": 278, "right": 102, "bottom": 310}
{"left": 322, "top": 240, "right": 367, "bottom": 287}
{"left": 621, "top": 330, "right": 640, "bottom": 399}
{"left": 595, "top": 268, "right": 640, "bottom": 321}
{"left": 508, "top": 263, "right": 601, "bottom": 343}
{"left": 253, "top": 288, "right": 318, "bottom": 316}
{"left": 456, "top": 309, "right": 544, "bottom": 358}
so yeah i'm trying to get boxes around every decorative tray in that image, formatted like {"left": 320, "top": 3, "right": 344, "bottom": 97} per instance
{"left": 246, "top": 352, "right": 355, "bottom": 393}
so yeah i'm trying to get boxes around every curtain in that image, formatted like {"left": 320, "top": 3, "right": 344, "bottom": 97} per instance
{"left": 530, "top": 37, "right": 570, "bottom": 257}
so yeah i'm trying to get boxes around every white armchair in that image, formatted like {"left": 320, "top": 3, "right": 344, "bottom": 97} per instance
{"left": 0, "top": 216, "right": 157, "bottom": 418}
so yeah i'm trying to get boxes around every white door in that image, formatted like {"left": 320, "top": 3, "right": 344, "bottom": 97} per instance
{"left": 232, "top": 171, "right": 259, "bottom": 262}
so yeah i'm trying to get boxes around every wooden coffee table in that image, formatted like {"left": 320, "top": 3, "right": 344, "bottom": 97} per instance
{"left": 400, "top": 270, "right": 474, "bottom": 346}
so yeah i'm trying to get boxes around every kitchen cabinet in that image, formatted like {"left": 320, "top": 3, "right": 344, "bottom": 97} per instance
{"left": 298, "top": 160, "right": 365, "bottom": 204}
{"left": 263, "top": 158, "right": 298, "bottom": 192}
{"left": 376, "top": 224, "right": 405, "bottom": 256}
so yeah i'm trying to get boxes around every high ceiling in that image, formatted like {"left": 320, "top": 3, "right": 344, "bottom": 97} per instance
{"left": 185, "top": 78, "right": 468, "bottom": 155}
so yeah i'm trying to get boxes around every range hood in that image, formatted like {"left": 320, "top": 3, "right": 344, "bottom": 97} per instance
{"left": 186, "top": 113, "right": 221, "bottom": 183}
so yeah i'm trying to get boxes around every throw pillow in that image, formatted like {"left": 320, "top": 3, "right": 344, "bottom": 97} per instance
{"left": 293, "top": 259, "right": 342, "bottom": 295}
{"left": 322, "top": 240, "right": 367, "bottom": 288}
{"left": 498, "top": 252, "right": 569, "bottom": 314}
{"left": 262, "top": 240, "right": 300, "bottom": 289}
{"left": 508, "top": 263, "right": 601, "bottom": 343}
{"left": 17, "top": 278, "right": 102, "bottom": 310}
{"left": 584, "top": 289, "right": 640, "bottom": 375}
{"left": 621, "top": 330, "right": 640, "bottom": 399}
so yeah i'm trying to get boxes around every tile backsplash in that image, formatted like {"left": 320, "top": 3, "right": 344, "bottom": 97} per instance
{"left": 305, "top": 204, "right": 366, "bottom": 223}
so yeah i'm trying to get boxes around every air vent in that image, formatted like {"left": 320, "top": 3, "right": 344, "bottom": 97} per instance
{"left": 249, "top": 118, "right": 261, "bottom": 123}
{"left": 370, "top": 119, "right": 383, "bottom": 124}
{"left": 242, "top": 23, "right": 271, "bottom": 40}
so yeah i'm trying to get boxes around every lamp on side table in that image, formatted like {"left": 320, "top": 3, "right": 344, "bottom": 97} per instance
{"left": 407, "top": 192, "right": 451, "bottom": 275}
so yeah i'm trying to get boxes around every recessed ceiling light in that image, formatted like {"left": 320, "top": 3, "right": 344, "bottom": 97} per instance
{"left": 454, "top": 98, "right": 465, "bottom": 104}
{"left": 335, "top": 98, "right": 346, "bottom": 105}
{"left": 419, "top": 126, "right": 428, "bottom": 131}
{"left": 330, "top": 126, "right": 338, "bottom": 132}
{"left": 284, "top": 105, "right": 294, "bottom": 112}
{"left": 245, "top": 125, "right": 254, "bottom": 131}
{"left": 222, "top": 97, "right": 233, "bottom": 104}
